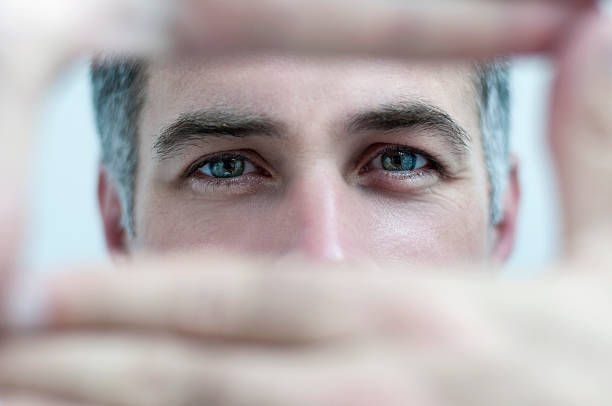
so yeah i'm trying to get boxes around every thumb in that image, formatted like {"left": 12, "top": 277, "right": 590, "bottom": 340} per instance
{"left": 0, "top": 95, "right": 32, "bottom": 322}
{"left": 549, "top": 13, "right": 612, "bottom": 263}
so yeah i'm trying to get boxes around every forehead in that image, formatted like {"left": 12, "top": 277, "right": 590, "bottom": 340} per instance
{"left": 140, "top": 55, "right": 481, "bottom": 141}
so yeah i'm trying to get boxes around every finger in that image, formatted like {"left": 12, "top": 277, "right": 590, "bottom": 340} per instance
{"left": 8, "top": 259, "right": 370, "bottom": 342}
{"left": 412, "top": 346, "right": 610, "bottom": 406}
{"left": 0, "top": 393, "right": 100, "bottom": 406}
{"left": 0, "top": 333, "right": 464, "bottom": 406}
{"left": 172, "top": 0, "right": 579, "bottom": 59}
{"left": 0, "top": 51, "right": 39, "bottom": 329}
{"left": 0, "top": 330, "right": 608, "bottom": 406}
{"left": 0, "top": 113, "right": 27, "bottom": 320}
{"left": 0, "top": 334, "right": 234, "bottom": 406}
{"left": 1, "top": 257, "right": 487, "bottom": 345}
{"left": 11, "top": 0, "right": 584, "bottom": 66}
{"left": 0, "top": 0, "right": 175, "bottom": 324}
{"left": 0, "top": 333, "right": 353, "bottom": 406}
{"left": 1, "top": 0, "right": 172, "bottom": 63}
{"left": 1, "top": 0, "right": 586, "bottom": 82}
{"left": 548, "top": 13, "right": 612, "bottom": 261}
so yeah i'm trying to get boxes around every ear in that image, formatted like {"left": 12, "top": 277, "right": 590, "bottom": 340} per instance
{"left": 491, "top": 155, "right": 521, "bottom": 264}
{"left": 97, "top": 165, "right": 129, "bottom": 255}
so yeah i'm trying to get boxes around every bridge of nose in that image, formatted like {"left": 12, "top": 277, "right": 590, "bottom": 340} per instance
{"left": 273, "top": 162, "right": 370, "bottom": 262}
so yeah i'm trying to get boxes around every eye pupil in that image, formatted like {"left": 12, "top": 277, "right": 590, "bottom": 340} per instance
{"left": 382, "top": 151, "right": 417, "bottom": 172}
{"left": 210, "top": 157, "right": 245, "bottom": 178}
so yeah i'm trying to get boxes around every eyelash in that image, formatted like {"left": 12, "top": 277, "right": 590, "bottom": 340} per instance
{"left": 358, "top": 144, "right": 448, "bottom": 177}
{"left": 183, "top": 145, "right": 449, "bottom": 189}
{"left": 185, "top": 150, "right": 268, "bottom": 178}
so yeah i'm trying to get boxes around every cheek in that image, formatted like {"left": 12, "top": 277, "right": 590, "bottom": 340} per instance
{"left": 136, "top": 189, "right": 490, "bottom": 264}
{"left": 362, "top": 189, "right": 490, "bottom": 265}
{"left": 133, "top": 160, "right": 491, "bottom": 263}
{"left": 135, "top": 192, "right": 287, "bottom": 253}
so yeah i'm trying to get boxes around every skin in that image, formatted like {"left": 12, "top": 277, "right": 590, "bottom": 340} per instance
{"left": 99, "top": 57, "right": 519, "bottom": 265}
{"left": 2, "top": 1, "right": 612, "bottom": 405}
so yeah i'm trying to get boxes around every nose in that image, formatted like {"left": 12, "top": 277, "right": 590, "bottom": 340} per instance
{"left": 278, "top": 167, "right": 362, "bottom": 262}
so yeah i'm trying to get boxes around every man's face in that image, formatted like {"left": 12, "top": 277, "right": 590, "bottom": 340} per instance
{"left": 130, "top": 55, "right": 498, "bottom": 265}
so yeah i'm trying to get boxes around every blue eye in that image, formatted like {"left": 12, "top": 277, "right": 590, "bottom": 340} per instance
{"left": 371, "top": 150, "right": 428, "bottom": 172}
{"left": 198, "top": 155, "right": 257, "bottom": 178}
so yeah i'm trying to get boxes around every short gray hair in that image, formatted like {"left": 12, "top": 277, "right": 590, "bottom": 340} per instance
{"left": 91, "top": 60, "right": 511, "bottom": 236}
{"left": 475, "top": 61, "right": 511, "bottom": 224}
{"left": 91, "top": 60, "right": 147, "bottom": 234}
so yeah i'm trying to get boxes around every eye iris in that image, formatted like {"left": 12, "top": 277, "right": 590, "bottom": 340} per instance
{"left": 382, "top": 151, "right": 417, "bottom": 171}
{"left": 209, "top": 157, "right": 245, "bottom": 178}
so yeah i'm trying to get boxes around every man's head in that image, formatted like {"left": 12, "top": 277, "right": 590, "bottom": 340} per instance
{"left": 92, "top": 55, "right": 518, "bottom": 265}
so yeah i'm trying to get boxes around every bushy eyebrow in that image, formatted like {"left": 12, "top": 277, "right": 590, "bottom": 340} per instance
{"left": 346, "top": 101, "right": 472, "bottom": 155}
{"left": 153, "top": 110, "right": 283, "bottom": 160}
{"left": 153, "top": 101, "right": 472, "bottom": 161}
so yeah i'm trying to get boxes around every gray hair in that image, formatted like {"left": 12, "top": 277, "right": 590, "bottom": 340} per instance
{"left": 91, "top": 60, "right": 511, "bottom": 236}
{"left": 475, "top": 61, "right": 511, "bottom": 225}
{"left": 91, "top": 60, "right": 147, "bottom": 234}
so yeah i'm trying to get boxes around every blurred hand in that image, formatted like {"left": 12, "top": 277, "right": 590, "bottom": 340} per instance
{"left": 1, "top": 1, "right": 612, "bottom": 405}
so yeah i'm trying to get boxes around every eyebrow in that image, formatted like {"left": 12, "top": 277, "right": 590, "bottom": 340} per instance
{"left": 153, "top": 110, "right": 282, "bottom": 160}
{"left": 346, "top": 101, "right": 472, "bottom": 155}
{"left": 153, "top": 101, "right": 472, "bottom": 161}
